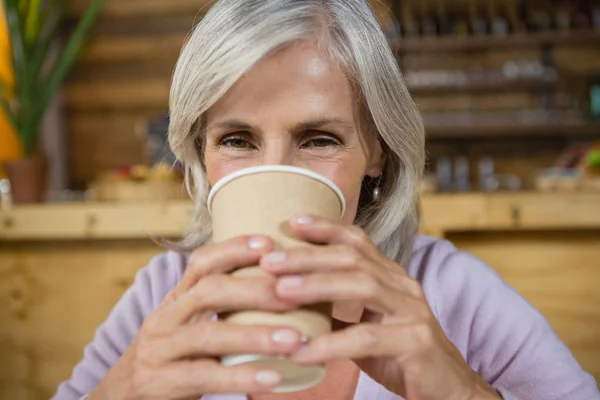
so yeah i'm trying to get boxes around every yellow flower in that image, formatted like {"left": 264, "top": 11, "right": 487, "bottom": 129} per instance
{"left": 0, "top": 3, "right": 23, "bottom": 175}
{"left": 0, "top": 4, "right": 15, "bottom": 94}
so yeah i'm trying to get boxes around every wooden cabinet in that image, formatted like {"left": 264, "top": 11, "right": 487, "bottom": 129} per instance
{"left": 0, "top": 195, "right": 599, "bottom": 398}
{"left": 450, "top": 231, "right": 600, "bottom": 382}
{"left": 0, "top": 241, "right": 161, "bottom": 399}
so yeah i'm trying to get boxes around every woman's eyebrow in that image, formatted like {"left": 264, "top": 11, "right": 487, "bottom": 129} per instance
{"left": 207, "top": 118, "right": 354, "bottom": 133}
{"left": 208, "top": 119, "right": 254, "bottom": 131}
{"left": 295, "top": 118, "right": 354, "bottom": 131}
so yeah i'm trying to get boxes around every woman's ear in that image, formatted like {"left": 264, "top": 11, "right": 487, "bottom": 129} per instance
{"left": 366, "top": 138, "right": 386, "bottom": 178}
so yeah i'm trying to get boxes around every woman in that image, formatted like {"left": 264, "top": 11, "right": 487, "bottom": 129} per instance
{"left": 54, "top": 1, "right": 599, "bottom": 399}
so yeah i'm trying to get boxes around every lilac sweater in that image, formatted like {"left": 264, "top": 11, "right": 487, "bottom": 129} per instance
{"left": 53, "top": 236, "right": 599, "bottom": 400}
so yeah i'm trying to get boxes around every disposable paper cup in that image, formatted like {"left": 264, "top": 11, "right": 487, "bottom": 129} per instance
{"left": 208, "top": 165, "right": 345, "bottom": 393}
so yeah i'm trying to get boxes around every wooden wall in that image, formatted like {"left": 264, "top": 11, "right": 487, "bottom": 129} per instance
{"left": 1, "top": 230, "right": 599, "bottom": 398}
{"left": 65, "top": 1, "right": 600, "bottom": 188}
{"left": 0, "top": 240, "right": 163, "bottom": 400}
{"left": 449, "top": 230, "right": 600, "bottom": 382}
{"left": 64, "top": 0, "right": 396, "bottom": 186}
{"left": 66, "top": 0, "right": 214, "bottom": 186}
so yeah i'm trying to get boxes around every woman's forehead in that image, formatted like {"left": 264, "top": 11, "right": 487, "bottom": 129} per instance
{"left": 206, "top": 41, "right": 358, "bottom": 124}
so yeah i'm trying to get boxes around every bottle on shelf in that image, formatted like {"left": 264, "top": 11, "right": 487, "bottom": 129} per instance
{"left": 490, "top": 0, "right": 510, "bottom": 36}
{"left": 573, "top": 0, "right": 591, "bottom": 30}
{"left": 470, "top": 0, "right": 489, "bottom": 36}
{"left": 528, "top": 0, "right": 552, "bottom": 32}
{"left": 478, "top": 157, "right": 498, "bottom": 192}
{"left": 508, "top": 0, "right": 528, "bottom": 34}
{"left": 590, "top": 75, "right": 600, "bottom": 121}
{"left": 554, "top": 1, "right": 573, "bottom": 31}
{"left": 421, "top": 0, "right": 439, "bottom": 38}
{"left": 593, "top": 1, "right": 600, "bottom": 31}
{"left": 400, "top": 2, "right": 420, "bottom": 38}
{"left": 454, "top": 156, "right": 471, "bottom": 192}
{"left": 437, "top": 0, "right": 453, "bottom": 36}
{"left": 451, "top": 7, "right": 470, "bottom": 36}
{"left": 436, "top": 157, "right": 453, "bottom": 192}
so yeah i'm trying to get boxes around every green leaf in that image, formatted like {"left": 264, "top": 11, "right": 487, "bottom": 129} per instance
{"left": 25, "top": 0, "right": 103, "bottom": 154}
{"left": 17, "top": 0, "right": 28, "bottom": 19}
{"left": 28, "top": 1, "right": 65, "bottom": 83}
{"left": 0, "top": 93, "right": 17, "bottom": 133}
{"left": 4, "top": 0, "right": 103, "bottom": 156}
{"left": 4, "top": 0, "right": 28, "bottom": 122}
{"left": 5, "top": 0, "right": 27, "bottom": 77}
{"left": 24, "top": 0, "right": 42, "bottom": 45}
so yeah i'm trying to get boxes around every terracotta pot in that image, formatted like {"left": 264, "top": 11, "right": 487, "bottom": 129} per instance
{"left": 4, "top": 157, "right": 47, "bottom": 203}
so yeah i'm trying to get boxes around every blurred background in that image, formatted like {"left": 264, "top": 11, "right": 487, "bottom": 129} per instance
{"left": 0, "top": 0, "right": 599, "bottom": 398}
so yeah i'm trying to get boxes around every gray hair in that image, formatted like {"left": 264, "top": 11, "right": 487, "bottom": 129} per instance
{"left": 168, "top": 0, "right": 425, "bottom": 265}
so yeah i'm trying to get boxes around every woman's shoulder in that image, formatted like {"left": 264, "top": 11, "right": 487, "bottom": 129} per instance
{"left": 407, "top": 235, "right": 520, "bottom": 323}
{"left": 408, "top": 234, "right": 501, "bottom": 285}
{"left": 130, "top": 250, "right": 191, "bottom": 309}
{"left": 408, "top": 234, "right": 483, "bottom": 279}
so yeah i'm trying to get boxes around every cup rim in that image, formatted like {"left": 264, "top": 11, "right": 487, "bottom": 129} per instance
{"left": 207, "top": 165, "right": 346, "bottom": 218}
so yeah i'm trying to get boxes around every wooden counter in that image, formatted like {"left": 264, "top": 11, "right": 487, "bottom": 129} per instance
{"left": 2, "top": 192, "right": 600, "bottom": 240}
{"left": 1, "top": 192, "right": 599, "bottom": 398}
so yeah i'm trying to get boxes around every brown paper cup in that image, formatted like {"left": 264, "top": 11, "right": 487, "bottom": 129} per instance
{"left": 208, "top": 165, "right": 345, "bottom": 393}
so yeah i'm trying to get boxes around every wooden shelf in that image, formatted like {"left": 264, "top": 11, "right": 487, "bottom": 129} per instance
{"left": 1, "top": 193, "right": 600, "bottom": 241}
{"left": 84, "top": 34, "right": 186, "bottom": 63}
{"left": 66, "top": 80, "right": 170, "bottom": 110}
{"left": 419, "top": 192, "right": 600, "bottom": 237}
{"left": 426, "top": 122, "right": 600, "bottom": 139}
{"left": 68, "top": 0, "right": 212, "bottom": 17}
{"left": 0, "top": 201, "right": 193, "bottom": 240}
{"left": 408, "top": 78, "right": 555, "bottom": 95}
{"left": 393, "top": 30, "right": 600, "bottom": 53}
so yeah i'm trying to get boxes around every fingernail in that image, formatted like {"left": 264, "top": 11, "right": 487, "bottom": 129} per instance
{"left": 278, "top": 275, "right": 304, "bottom": 289}
{"left": 248, "top": 237, "right": 268, "bottom": 250}
{"left": 262, "top": 251, "right": 286, "bottom": 266}
{"left": 255, "top": 370, "right": 281, "bottom": 386}
{"left": 294, "top": 216, "right": 314, "bottom": 225}
{"left": 272, "top": 329, "right": 299, "bottom": 345}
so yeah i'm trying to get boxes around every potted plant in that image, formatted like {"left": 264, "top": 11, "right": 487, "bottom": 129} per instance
{"left": 0, "top": 0, "right": 103, "bottom": 203}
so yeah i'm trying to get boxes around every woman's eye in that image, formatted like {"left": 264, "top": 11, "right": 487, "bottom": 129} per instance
{"left": 220, "top": 135, "right": 253, "bottom": 149}
{"left": 301, "top": 134, "right": 342, "bottom": 148}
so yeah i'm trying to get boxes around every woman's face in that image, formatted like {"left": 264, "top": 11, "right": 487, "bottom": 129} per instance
{"left": 204, "top": 40, "right": 384, "bottom": 223}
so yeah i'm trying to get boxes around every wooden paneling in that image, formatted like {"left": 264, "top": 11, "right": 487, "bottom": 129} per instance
{"left": 84, "top": 34, "right": 186, "bottom": 62}
{"left": 64, "top": 1, "right": 600, "bottom": 186}
{"left": 1, "top": 196, "right": 599, "bottom": 397}
{"left": 449, "top": 231, "right": 600, "bottom": 382}
{"left": 65, "top": 0, "right": 205, "bottom": 184}
{"left": 67, "top": 111, "right": 164, "bottom": 182}
{"left": 66, "top": 81, "right": 170, "bottom": 110}
{"left": 64, "top": 0, "right": 393, "bottom": 184}
{"left": 394, "top": 30, "right": 600, "bottom": 53}
{"left": 0, "top": 201, "right": 192, "bottom": 240}
{"left": 0, "top": 241, "right": 162, "bottom": 399}
{"left": 2, "top": 193, "right": 600, "bottom": 239}
{"left": 68, "top": 0, "right": 213, "bottom": 17}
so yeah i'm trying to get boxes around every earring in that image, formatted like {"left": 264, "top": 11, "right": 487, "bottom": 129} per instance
{"left": 373, "top": 176, "right": 382, "bottom": 202}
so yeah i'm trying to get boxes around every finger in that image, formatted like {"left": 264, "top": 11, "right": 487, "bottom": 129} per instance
{"left": 169, "top": 235, "right": 275, "bottom": 303}
{"left": 274, "top": 272, "right": 399, "bottom": 315}
{"left": 261, "top": 245, "right": 396, "bottom": 289}
{"left": 291, "top": 322, "right": 428, "bottom": 364}
{"left": 153, "top": 321, "right": 305, "bottom": 361}
{"left": 289, "top": 216, "right": 377, "bottom": 253}
{"left": 151, "top": 274, "right": 295, "bottom": 330}
{"left": 260, "top": 244, "right": 366, "bottom": 275}
{"left": 140, "top": 359, "right": 282, "bottom": 398}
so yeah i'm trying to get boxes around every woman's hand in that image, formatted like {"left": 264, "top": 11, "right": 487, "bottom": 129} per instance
{"left": 91, "top": 236, "right": 305, "bottom": 400}
{"left": 260, "top": 216, "right": 501, "bottom": 400}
